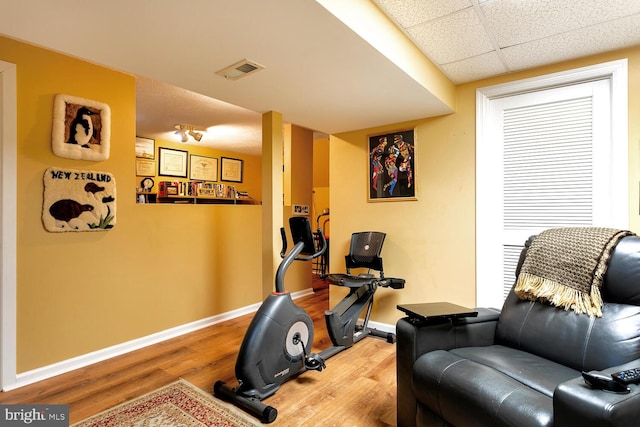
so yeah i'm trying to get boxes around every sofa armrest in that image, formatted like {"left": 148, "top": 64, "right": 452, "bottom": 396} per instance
{"left": 554, "top": 362, "right": 640, "bottom": 427}
{"left": 397, "top": 307, "right": 500, "bottom": 356}
{"left": 396, "top": 307, "right": 500, "bottom": 427}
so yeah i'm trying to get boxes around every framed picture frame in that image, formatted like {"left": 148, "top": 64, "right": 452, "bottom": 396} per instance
{"left": 51, "top": 94, "right": 111, "bottom": 161}
{"left": 158, "top": 147, "right": 188, "bottom": 178}
{"left": 221, "top": 157, "right": 244, "bottom": 183}
{"left": 368, "top": 128, "right": 416, "bottom": 201}
{"left": 190, "top": 155, "right": 218, "bottom": 181}
{"left": 135, "top": 137, "right": 155, "bottom": 159}
{"left": 135, "top": 159, "right": 156, "bottom": 177}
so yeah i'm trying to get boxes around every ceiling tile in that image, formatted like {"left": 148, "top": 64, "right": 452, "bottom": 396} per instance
{"left": 481, "top": 0, "right": 640, "bottom": 48}
{"left": 502, "top": 13, "right": 640, "bottom": 70}
{"left": 374, "top": 0, "right": 472, "bottom": 28}
{"left": 407, "top": 7, "right": 495, "bottom": 64}
{"left": 440, "top": 51, "right": 508, "bottom": 84}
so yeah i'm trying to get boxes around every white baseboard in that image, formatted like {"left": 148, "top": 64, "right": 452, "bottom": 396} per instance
{"left": 8, "top": 289, "right": 316, "bottom": 391}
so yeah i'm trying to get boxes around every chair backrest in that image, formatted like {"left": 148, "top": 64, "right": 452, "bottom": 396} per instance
{"left": 345, "top": 231, "right": 386, "bottom": 276}
{"left": 496, "top": 234, "right": 640, "bottom": 372}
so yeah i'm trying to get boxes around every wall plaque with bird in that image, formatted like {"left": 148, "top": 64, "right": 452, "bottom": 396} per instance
{"left": 42, "top": 167, "right": 116, "bottom": 232}
{"left": 51, "top": 94, "right": 111, "bottom": 161}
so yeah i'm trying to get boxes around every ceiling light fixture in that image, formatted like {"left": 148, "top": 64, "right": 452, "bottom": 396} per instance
{"left": 174, "top": 124, "right": 204, "bottom": 143}
{"left": 188, "top": 129, "right": 203, "bottom": 142}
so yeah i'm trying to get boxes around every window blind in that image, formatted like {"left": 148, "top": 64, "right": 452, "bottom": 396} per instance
{"left": 503, "top": 97, "right": 593, "bottom": 229}
{"left": 501, "top": 96, "right": 594, "bottom": 296}
{"left": 503, "top": 245, "right": 522, "bottom": 300}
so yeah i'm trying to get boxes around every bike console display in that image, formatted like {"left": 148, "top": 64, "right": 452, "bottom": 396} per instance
{"left": 289, "top": 216, "right": 319, "bottom": 256}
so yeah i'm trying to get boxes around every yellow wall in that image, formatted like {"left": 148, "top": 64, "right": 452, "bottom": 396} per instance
{"left": 330, "top": 46, "right": 640, "bottom": 325}
{"left": 1, "top": 35, "right": 264, "bottom": 373}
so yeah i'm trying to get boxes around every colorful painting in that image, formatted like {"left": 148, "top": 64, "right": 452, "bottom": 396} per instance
{"left": 368, "top": 129, "right": 416, "bottom": 201}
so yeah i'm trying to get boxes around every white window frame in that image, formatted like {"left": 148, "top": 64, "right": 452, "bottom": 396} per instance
{"left": 476, "top": 59, "right": 628, "bottom": 308}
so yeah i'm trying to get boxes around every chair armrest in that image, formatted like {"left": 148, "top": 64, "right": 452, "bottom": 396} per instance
{"left": 554, "top": 362, "right": 640, "bottom": 427}
{"left": 396, "top": 308, "right": 500, "bottom": 427}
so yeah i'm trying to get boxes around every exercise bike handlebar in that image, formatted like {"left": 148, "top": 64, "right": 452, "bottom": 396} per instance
{"left": 280, "top": 227, "right": 288, "bottom": 258}
{"left": 279, "top": 221, "right": 326, "bottom": 262}
{"left": 374, "top": 277, "right": 405, "bottom": 289}
{"left": 292, "top": 229, "right": 326, "bottom": 262}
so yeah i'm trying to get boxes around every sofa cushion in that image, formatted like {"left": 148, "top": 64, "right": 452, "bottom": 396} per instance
{"left": 496, "top": 291, "right": 640, "bottom": 371}
{"left": 449, "top": 346, "right": 579, "bottom": 397}
{"left": 412, "top": 346, "right": 580, "bottom": 427}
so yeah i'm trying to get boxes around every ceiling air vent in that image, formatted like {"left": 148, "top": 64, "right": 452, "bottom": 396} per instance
{"left": 216, "top": 59, "right": 264, "bottom": 80}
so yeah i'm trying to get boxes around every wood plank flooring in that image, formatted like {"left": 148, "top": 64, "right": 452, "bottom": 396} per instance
{"left": 0, "top": 277, "right": 397, "bottom": 426}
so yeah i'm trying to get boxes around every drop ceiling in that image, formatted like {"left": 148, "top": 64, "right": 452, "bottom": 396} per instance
{"left": 375, "top": 0, "right": 640, "bottom": 84}
{"left": 1, "top": 0, "right": 639, "bottom": 155}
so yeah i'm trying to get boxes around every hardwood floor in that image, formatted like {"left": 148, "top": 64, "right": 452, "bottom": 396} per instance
{"left": 0, "top": 277, "right": 397, "bottom": 426}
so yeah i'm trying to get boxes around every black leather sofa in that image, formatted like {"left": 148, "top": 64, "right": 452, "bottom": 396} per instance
{"left": 396, "top": 234, "right": 640, "bottom": 427}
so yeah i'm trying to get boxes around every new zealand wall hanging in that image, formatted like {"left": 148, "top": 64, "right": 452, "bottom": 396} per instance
{"left": 51, "top": 94, "right": 111, "bottom": 161}
{"left": 43, "top": 167, "right": 116, "bottom": 232}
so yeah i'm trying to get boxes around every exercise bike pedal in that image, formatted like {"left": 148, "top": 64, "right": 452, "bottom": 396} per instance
{"left": 305, "top": 353, "right": 326, "bottom": 371}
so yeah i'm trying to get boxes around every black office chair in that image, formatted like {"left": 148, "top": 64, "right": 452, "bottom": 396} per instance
{"left": 326, "top": 231, "right": 404, "bottom": 345}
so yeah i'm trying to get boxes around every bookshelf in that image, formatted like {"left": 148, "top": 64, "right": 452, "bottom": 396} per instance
{"left": 154, "top": 180, "right": 257, "bottom": 205}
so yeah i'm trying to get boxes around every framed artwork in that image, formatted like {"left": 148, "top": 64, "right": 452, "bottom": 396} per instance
{"left": 43, "top": 167, "right": 116, "bottom": 232}
{"left": 158, "top": 147, "right": 188, "bottom": 178}
{"left": 135, "top": 159, "right": 156, "bottom": 177}
{"left": 135, "top": 137, "right": 155, "bottom": 159}
{"left": 51, "top": 94, "right": 111, "bottom": 161}
{"left": 190, "top": 155, "right": 218, "bottom": 181}
{"left": 221, "top": 157, "right": 243, "bottom": 183}
{"left": 368, "top": 128, "right": 416, "bottom": 201}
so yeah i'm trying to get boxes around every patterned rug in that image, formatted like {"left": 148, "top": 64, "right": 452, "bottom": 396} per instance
{"left": 72, "top": 379, "right": 262, "bottom": 427}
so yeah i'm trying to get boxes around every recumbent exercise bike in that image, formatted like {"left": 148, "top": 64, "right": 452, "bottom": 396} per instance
{"left": 214, "top": 216, "right": 404, "bottom": 423}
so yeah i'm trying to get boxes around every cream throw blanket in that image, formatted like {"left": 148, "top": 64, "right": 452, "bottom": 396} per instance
{"left": 514, "top": 227, "right": 633, "bottom": 317}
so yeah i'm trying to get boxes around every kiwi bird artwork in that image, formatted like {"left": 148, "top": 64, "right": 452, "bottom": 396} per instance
{"left": 43, "top": 167, "right": 117, "bottom": 232}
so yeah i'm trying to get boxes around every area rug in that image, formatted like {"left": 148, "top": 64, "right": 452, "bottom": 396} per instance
{"left": 72, "top": 379, "right": 262, "bottom": 427}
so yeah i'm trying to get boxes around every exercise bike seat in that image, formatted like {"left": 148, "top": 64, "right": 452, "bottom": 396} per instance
{"left": 326, "top": 231, "right": 404, "bottom": 289}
